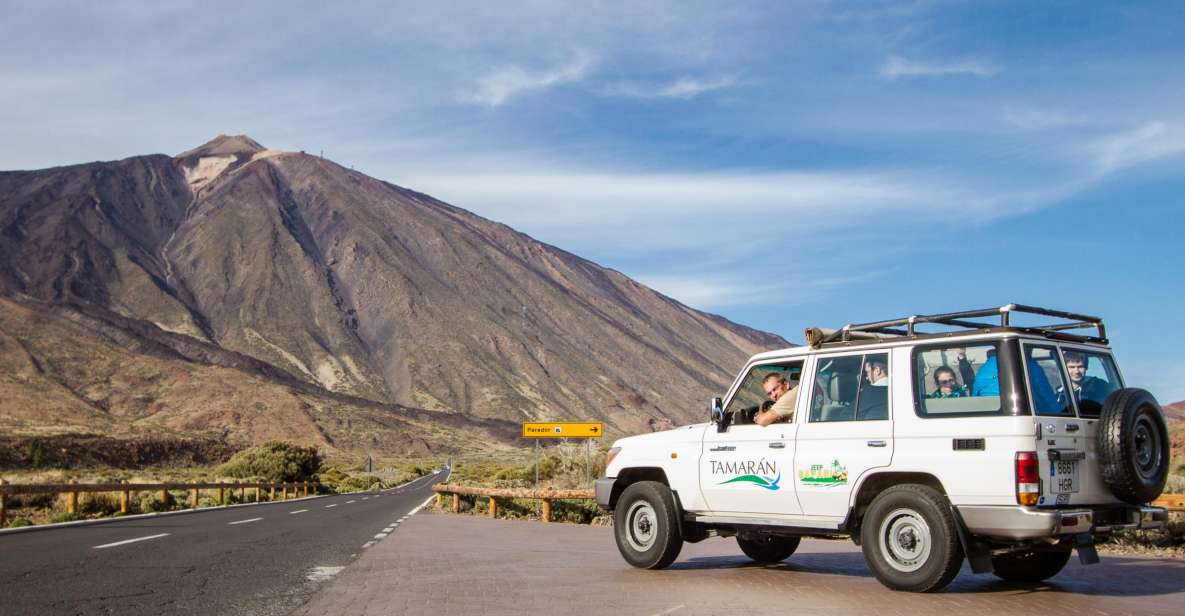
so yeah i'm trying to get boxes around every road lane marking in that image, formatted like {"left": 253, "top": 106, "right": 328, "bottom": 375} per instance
{"left": 362, "top": 541, "right": 375, "bottom": 548}
{"left": 228, "top": 517, "right": 263, "bottom": 525}
{"left": 93, "top": 533, "right": 171, "bottom": 549}
{"left": 361, "top": 497, "right": 370, "bottom": 500}
{"left": 290, "top": 509, "right": 309, "bottom": 515}
{"left": 649, "top": 606, "right": 686, "bottom": 616}
{"left": 347, "top": 500, "right": 356, "bottom": 504}
{"left": 383, "top": 527, "right": 394, "bottom": 532}
{"left": 325, "top": 504, "right": 337, "bottom": 508}
{"left": 374, "top": 532, "right": 388, "bottom": 539}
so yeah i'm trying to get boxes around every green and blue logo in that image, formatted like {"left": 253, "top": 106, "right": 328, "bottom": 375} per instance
{"left": 710, "top": 459, "right": 782, "bottom": 491}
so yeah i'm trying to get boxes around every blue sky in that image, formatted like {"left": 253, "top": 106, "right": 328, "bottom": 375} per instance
{"left": 2, "top": 1, "right": 1184, "bottom": 401}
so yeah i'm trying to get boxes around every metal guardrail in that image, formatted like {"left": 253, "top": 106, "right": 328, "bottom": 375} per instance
{"left": 0, "top": 478, "right": 320, "bottom": 526}
{"left": 432, "top": 484, "right": 594, "bottom": 522}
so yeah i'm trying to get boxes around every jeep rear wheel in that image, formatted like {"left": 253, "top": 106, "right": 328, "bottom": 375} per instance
{"left": 613, "top": 481, "right": 683, "bottom": 569}
{"left": 991, "top": 547, "right": 1072, "bottom": 583}
{"left": 860, "top": 484, "right": 964, "bottom": 592}
{"left": 737, "top": 535, "right": 801, "bottom": 563}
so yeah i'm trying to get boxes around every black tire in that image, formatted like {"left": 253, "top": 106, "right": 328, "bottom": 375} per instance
{"left": 860, "top": 484, "right": 965, "bottom": 592}
{"left": 991, "top": 547, "right": 1072, "bottom": 583}
{"left": 1098, "top": 388, "right": 1170, "bottom": 505}
{"left": 737, "top": 535, "right": 801, "bottom": 563}
{"left": 613, "top": 481, "right": 683, "bottom": 569}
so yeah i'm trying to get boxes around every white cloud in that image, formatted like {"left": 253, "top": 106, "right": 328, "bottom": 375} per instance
{"left": 605, "top": 75, "right": 739, "bottom": 99}
{"left": 469, "top": 54, "right": 596, "bottom": 107}
{"left": 1086, "top": 121, "right": 1185, "bottom": 177}
{"left": 635, "top": 270, "right": 888, "bottom": 310}
{"left": 1002, "top": 108, "right": 1091, "bottom": 131}
{"left": 879, "top": 55, "right": 997, "bottom": 79}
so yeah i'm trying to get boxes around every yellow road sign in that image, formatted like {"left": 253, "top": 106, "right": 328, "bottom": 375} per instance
{"left": 521, "top": 422, "right": 603, "bottom": 439}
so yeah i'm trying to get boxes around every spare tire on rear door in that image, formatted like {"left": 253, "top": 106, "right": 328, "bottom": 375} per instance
{"left": 1097, "top": 388, "right": 1170, "bottom": 505}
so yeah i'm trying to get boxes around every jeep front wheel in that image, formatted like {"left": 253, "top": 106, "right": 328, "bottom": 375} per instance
{"left": 613, "top": 481, "right": 683, "bottom": 569}
{"left": 860, "top": 484, "right": 964, "bottom": 592}
{"left": 737, "top": 535, "right": 800, "bottom": 563}
{"left": 991, "top": 547, "right": 1072, "bottom": 582}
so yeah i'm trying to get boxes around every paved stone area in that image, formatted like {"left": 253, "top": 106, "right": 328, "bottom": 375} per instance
{"left": 294, "top": 512, "right": 1185, "bottom": 615}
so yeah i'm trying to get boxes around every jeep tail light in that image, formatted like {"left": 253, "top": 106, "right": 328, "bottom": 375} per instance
{"left": 605, "top": 447, "right": 621, "bottom": 468}
{"left": 1016, "top": 451, "right": 1040, "bottom": 506}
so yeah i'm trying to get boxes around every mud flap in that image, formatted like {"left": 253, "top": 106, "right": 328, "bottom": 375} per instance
{"left": 951, "top": 506, "right": 993, "bottom": 574}
{"left": 1075, "top": 533, "right": 1100, "bottom": 565}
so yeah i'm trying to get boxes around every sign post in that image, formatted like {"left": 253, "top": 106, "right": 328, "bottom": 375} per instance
{"left": 521, "top": 423, "right": 605, "bottom": 516}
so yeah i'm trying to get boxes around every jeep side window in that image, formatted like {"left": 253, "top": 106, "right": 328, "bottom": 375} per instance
{"left": 914, "top": 343, "right": 1003, "bottom": 416}
{"left": 810, "top": 352, "right": 889, "bottom": 422}
{"left": 1062, "top": 349, "right": 1121, "bottom": 418}
{"left": 724, "top": 361, "right": 803, "bottom": 426}
{"left": 1024, "top": 345, "right": 1074, "bottom": 417}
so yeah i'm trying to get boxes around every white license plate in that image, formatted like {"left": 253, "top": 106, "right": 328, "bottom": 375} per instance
{"left": 1051, "top": 460, "right": 1079, "bottom": 494}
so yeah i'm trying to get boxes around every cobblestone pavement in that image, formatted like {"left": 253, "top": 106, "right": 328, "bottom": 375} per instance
{"left": 294, "top": 512, "right": 1185, "bottom": 616}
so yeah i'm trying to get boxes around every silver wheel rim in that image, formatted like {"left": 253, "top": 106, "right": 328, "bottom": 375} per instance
{"left": 625, "top": 500, "right": 658, "bottom": 552}
{"left": 879, "top": 507, "right": 932, "bottom": 573}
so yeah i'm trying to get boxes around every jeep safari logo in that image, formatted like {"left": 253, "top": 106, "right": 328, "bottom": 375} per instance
{"left": 710, "top": 458, "right": 781, "bottom": 491}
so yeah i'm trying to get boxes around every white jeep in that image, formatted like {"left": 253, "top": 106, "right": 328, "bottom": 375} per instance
{"left": 596, "top": 304, "right": 1170, "bottom": 592}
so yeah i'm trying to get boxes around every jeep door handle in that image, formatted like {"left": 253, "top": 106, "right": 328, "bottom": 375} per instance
{"left": 710, "top": 446, "right": 735, "bottom": 452}
{"left": 769, "top": 442, "right": 785, "bottom": 449}
{"left": 867, "top": 440, "right": 887, "bottom": 447}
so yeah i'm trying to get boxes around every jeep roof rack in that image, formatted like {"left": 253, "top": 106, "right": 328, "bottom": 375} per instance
{"left": 805, "top": 303, "right": 1107, "bottom": 348}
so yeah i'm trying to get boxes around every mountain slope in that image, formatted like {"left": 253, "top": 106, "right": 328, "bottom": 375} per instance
{"left": 0, "top": 135, "right": 788, "bottom": 447}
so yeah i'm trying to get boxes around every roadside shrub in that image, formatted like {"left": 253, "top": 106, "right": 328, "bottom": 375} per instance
{"left": 79, "top": 492, "right": 120, "bottom": 516}
{"left": 336, "top": 475, "right": 383, "bottom": 492}
{"left": 139, "top": 491, "right": 176, "bottom": 513}
{"left": 12, "top": 492, "right": 56, "bottom": 509}
{"left": 218, "top": 441, "right": 322, "bottom": 483}
{"left": 50, "top": 511, "right": 83, "bottom": 523}
{"left": 7, "top": 518, "right": 33, "bottom": 528}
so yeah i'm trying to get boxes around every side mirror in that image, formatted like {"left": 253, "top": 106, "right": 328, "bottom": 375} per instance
{"left": 710, "top": 397, "right": 724, "bottom": 424}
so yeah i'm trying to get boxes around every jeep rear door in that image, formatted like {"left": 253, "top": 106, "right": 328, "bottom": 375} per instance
{"left": 1023, "top": 343, "right": 1123, "bottom": 506}
{"left": 794, "top": 350, "right": 894, "bottom": 519}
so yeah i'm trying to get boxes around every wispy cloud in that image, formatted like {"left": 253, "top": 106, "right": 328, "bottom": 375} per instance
{"left": 605, "top": 75, "right": 739, "bottom": 99}
{"left": 1002, "top": 107, "right": 1091, "bottom": 131}
{"left": 469, "top": 54, "right": 596, "bottom": 107}
{"left": 1086, "top": 121, "right": 1185, "bottom": 177}
{"left": 879, "top": 55, "right": 997, "bottom": 79}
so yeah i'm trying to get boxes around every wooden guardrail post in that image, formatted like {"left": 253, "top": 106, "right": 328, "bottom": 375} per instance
{"left": 452, "top": 494, "right": 461, "bottom": 513}
{"left": 488, "top": 496, "right": 497, "bottom": 518}
{"left": 303, "top": 482, "right": 310, "bottom": 497}
{"left": 541, "top": 498, "right": 551, "bottom": 523}
{"left": 255, "top": 485, "right": 262, "bottom": 502}
{"left": 159, "top": 486, "right": 168, "bottom": 508}
{"left": 120, "top": 481, "right": 130, "bottom": 514}
{"left": 67, "top": 480, "right": 79, "bottom": 514}
{"left": 239, "top": 483, "right": 245, "bottom": 502}
{"left": 281, "top": 484, "right": 288, "bottom": 500}
{"left": 0, "top": 479, "right": 8, "bottom": 526}
{"left": 269, "top": 485, "right": 276, "bottom": 500}
{"left": 218, "top": 486, "right": 225, "bottom": 506}
{"left": 435, "top": 493, "right": 442, "bottom": 508}
{"left": 191, "top": 486, "right": 199, "bottom": 508}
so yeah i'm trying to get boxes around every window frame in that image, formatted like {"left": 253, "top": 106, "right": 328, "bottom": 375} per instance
{"left": 722, "top": 359, "right": 806, "bottom": 427}
{"left": 1020, "top": 342, "right": 1078, "bottom": 418}
{"left": 806, "top": 350, "right": 891, "bottom": 424}
{"left": 1056, "top": 345, "right": 1124, "bottom": 419}
{"left": 909, "top": 339, "right": 1023, "bottom": 419}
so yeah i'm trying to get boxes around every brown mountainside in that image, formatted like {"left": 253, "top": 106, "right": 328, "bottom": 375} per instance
{"left": 0, "top": 135, "right": 787, "bottom": 451}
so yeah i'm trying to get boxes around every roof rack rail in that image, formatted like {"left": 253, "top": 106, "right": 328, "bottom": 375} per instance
{"left": 805, "top": 303, "right": 1106, "bottom": 348}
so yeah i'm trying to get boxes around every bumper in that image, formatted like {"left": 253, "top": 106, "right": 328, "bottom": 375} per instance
{"left": 595, "top": 477, "right": 615, "bottom": 510}
{"left": 957, "top": 505, "right": 1167, "bottom": 540}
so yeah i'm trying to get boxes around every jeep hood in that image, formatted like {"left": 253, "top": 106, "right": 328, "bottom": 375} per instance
{"left": 612, "top": 423, "right": 710, "bottom": 449}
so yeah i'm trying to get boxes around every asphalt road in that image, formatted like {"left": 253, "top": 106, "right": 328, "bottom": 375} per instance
{"left": 0, "top": 468, "right": 449, "bottom": 616}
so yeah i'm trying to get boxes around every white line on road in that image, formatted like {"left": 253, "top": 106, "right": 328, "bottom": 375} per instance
{"left": 228, "top": 517, "right": 263, "bottom": 525}
{"left": 361, "top": 497, "right": 370, "bottom": 500}
{"left": 362, "top": 541, "right": 375, "bottom": 549}
{"left": 650, "top": 606, "right": 685, "bottom": 616}
{"left": 374, "top": 532, "right": 388, "bottom": 539}
{"left": 347, "top": 500, "right": 356, "bottom": 504}
{"left": 382, "top": 527, "right": 394, "bottom": 533}
{"left": 290, "top": 509, "right": 309, "bottom": 515}
{"left": 93, "top": 533, "right": 171, "bottom": 549}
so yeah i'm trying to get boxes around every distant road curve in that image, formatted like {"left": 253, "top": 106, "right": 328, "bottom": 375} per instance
{"left": 0, "top": 469, "right": 449, "bottom": 616}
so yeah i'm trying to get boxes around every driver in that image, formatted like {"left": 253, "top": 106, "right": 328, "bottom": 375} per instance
{"left": 755, "top": 372, "right": 799, "bottom": 426}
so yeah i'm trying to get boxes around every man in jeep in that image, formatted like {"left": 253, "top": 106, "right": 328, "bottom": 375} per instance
{"left": 1063, "top": 351, "right": 1112, "bottom": 403}
{"left": 754, "top": 372, "right": 798, "bottom": 426}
